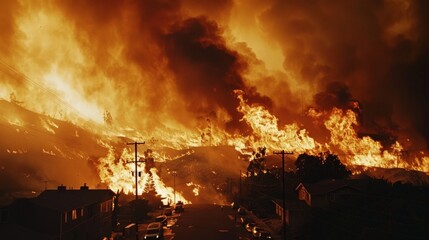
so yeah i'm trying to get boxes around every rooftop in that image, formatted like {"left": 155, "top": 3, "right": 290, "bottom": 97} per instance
{"left": 296, "top": 179, "right": 365, "bottom": 195}
{"left": 28, "top": 185, "right": 115, "bottom": 211}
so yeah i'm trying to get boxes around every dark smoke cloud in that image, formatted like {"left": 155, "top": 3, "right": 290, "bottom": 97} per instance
{"left": 163, "top": 17, "right": 272, "bottom": 132}
{"left": 385, "top": 0, "right": 429, "bottom": 147}
{"left": 3, "top": 0, "right": 428, "bottom": 146}
{"left": 51, "top": 0, "right": 273, "bottom": 133}
{"left": 313, "top": 81, "right": 356, "bottom": 111}
{"left": 258, "top": 0, "right": 429, "bottom": 146}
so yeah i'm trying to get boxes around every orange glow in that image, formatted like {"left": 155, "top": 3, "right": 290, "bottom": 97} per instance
{"left": 1, "top": 0, "right": 428, "bottom": 204}
{"left": 235, "top": 90, "right": 320, "bottom": 154}
{"left": 97, "top": 142, "right": 189, "bottom": 204}
{"left": 324, "top": 108, "right": 428, "bottom": 172}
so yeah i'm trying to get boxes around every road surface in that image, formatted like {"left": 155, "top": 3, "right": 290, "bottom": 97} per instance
{"left": 168, "top": 204, "right": 253, "bottom": 240}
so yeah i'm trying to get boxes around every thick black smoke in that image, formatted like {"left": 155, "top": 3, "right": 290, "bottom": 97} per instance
{"left": 163, "top": 17, "right": 272, "bottom": 132}
{"left": 258, "top": 0, "right": 429, "bottom": 147}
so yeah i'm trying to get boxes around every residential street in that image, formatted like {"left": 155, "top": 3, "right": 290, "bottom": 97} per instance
{"left": 168, "top": 204, "right": 253, "bottom": 240}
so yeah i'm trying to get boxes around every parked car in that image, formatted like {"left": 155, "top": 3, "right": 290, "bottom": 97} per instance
{"left": 163, "top": 207, "right": 173, "bottom": 216}
{"left": 174, "top": 201, "right": 184, "bottom": 213}
{"left": 144, "top": 222, "right": 163, "bottom": 240}
{"left": 252, "top": 227, "right": 266, "bottom": 238}
{"left": 154, "top": 215, "right": 168, "bottom": 226}
{"left": 245, "top": 222, "right": 256, "bottom": 232}
{"left": 258, "top": 231, "right": 272, "bottom": 239}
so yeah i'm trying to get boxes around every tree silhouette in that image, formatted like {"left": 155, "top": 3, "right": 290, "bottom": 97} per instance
{"left": 129, "top": 198, "right": 150, "bottom": 223}
{"left": 322, "top": 153, "right": 351, "bottom": 179}
{"left": 295, "top": 152, "right": 351, "bottom": 183}
{"left": 295, "top": 153, "right": 324, "bottom": 183}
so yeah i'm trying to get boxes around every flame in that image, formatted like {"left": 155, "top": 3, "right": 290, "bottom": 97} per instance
{"left": 42, "top": 148, "right": 56, "bottom": 156}
{"left": 150, "top": 168, "right": 189, "bottom": 204}
{"left": 2, "top": 1, "right": 429, "bottom": 206}
{"left": 42, "top": 67, "right": 103, "bottom": 123}
{"left": 7, "top": 149, "right": 28, "bottom": 154}
{"left": 97, "top": 142, "right": 189, "bottom": 204}
{"left": 230, "top": 93, "right": 429, "bottom": 173}
{"left": 324, "top": 108, "right": 428, "bottom": 172}
{"left": 234, "top": 90, "right": 320, "bottom": 154}
{"left": 186, "top": 182, "right": 203, "bottom": 196}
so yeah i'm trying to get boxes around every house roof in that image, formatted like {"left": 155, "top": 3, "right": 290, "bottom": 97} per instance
{"left": 29, "top": 189, "right": 115, "bottom": 211}
{"left": 272, "top": 198, "right": 308, "bottom": 210}
{"left": 296, "top": 179, "right": 362, "bottom": 195}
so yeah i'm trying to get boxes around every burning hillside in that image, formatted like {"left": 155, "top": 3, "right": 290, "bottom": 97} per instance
{"left": 1, "top": 0, "right": 429, "bottom": 202}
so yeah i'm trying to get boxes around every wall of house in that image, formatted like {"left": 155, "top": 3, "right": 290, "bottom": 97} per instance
{"left": 63, "top": 201, "right": 110, "bottom": 240}
{"left": 100, "top": 199, "right": 113, "bottom": 238}
{"left": 312, "top": 187, "right": 359, "bottom": 208}
{"left": 297, "top": 187, "right": 311, "bottom": 206}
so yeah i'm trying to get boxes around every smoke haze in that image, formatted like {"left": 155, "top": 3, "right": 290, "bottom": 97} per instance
{"left": 1, "top": 0, "right": 428, "bottom": 147}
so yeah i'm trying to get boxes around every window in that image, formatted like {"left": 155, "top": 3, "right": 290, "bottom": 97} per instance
{"left": 64, "top": 212, "right": 68, "bottom": 223}
{"left": 80, "top": 208, "right": 84, "bottom": 217}
{"left": 72, "top": 209, "right": 77, "bottom": 220}
{"left": 100, "top": 200, "right": 112, "bottom": 213}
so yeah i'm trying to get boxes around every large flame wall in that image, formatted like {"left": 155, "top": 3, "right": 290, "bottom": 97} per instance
{"left": 1, "top": 0, "right": 429, "bottom": 196}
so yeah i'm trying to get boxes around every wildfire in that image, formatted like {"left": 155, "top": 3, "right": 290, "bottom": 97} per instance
{"left": 186, "top": 182, "right": 203, "bottom": 196}
{"left": 97, "top": 142, "right": 189, "bottom": 204}
{"left": 234, "top": 90, "right": 320, "bottom": 154}
{"left": 323, "top": 108, "right": 429, "bottom": 172}
{"left": 231, "top": 93, "right": 429, "bottom": 173}
{"left": 2, "top": 0, "right": 429, "bottom": 206}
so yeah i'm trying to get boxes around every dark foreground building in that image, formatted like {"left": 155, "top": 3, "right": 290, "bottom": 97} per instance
{"left": 0, "top": 184, "right": 115, "bottom": 240}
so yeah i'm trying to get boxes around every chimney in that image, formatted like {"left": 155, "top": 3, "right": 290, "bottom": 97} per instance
{"left": 80, "top": 183, "right": 89, "bottom": 190}
{"left": 57, "top": 184, "right": 66, "bottom": 191}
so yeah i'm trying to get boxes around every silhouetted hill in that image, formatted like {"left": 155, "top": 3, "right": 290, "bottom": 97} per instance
{"left": 0, "top": 100, "right": 107, "bottom": 203}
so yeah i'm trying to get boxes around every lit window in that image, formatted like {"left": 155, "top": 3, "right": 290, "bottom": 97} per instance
{"left": 72, "top": 209, "right": 77, "bottom": 220}
{"left": 80, "top": 208, "right": 84, "bottom": 217}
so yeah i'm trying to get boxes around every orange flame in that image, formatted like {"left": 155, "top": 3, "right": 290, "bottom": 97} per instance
{"left": 2, "top": 1, "right": 428, "bottom": 202}
{"left": 97, "top": 142, "right": 189, "bottom": 204}
{"left": 234, "top": 90, "right": 320, "bottom": 154}
{"left": 324, "top": 108, "right": 429, "bottom": 172}
{"left": 231, "top": 93, "right": 429, "bottom": 173}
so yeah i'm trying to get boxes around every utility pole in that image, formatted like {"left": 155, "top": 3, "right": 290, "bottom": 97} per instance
{"left": 172, "top": 170, "right": 177, "bottom": 204}
{"left": 273, "top": 150, "right": 293, "bottom": 239}
{"left": 127, "top": 141, "right": 145, "bottom": 240}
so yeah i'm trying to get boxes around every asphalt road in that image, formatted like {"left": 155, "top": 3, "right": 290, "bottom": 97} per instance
{"left": 170, "top": 204, "right": 252, "bottom": 240}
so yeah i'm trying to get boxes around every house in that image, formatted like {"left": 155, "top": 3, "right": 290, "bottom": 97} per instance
{"left": 272, "top": 199, "right": 309, "bottom": 226}
{"left": 1, "top": 184, "right": 115, "bottom": 240}
{"left": 296, "top": 179, "right": 361, "bottom": 208}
